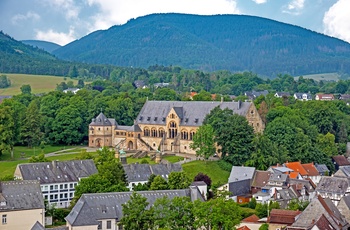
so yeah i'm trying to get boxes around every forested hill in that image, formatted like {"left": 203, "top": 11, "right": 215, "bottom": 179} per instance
{"left": 21, "top": 40, "right": 61, "bottom": 53}
{"left": 53, "top": 13, "right": 350, "bottom": 77}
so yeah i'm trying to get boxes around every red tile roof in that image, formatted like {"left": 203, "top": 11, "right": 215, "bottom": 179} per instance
{"left": 242, "top": 214, "right": 260, "bottom": 223}
{"left": 268, "top": 209, "right": 302, "bottom": 225}
{"left": 237, "top": 226, "right": 251, "bottom": 230}
{"left": 332, "top": 155, "right": 350, "bottom": 166}
{"left": 301, "top": 163, "right": 319, "bottom": 176}
{"left": 288, "top": 172, "right": 300, "bottom": 179}
{"left": 252, "top": 170, "right": 271, "bottom": 188}
{"left": 285, "top": 162, "right": 308, "bottom": 176}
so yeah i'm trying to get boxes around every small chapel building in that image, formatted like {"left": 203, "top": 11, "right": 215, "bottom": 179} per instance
{"left": 88, "top": 100, "right": 264, "bottom": 155}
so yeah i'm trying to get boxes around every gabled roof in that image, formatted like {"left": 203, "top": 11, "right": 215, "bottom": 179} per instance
{"left": 316, "top": 176, "right": 348, "bottom": 194}
{"left": 66, "top": 188, "right": 202, "bottom": 227}
{"left": 289, "top": 178, "right": 316, "bottom": 192}
{"left": 237, "top": 226, "right": 251, "bottom": 230}
{"left": 334, "top": 165, "right": 350, "bottom": 178}
{"left": 0, "top": 180, "right": 44, "bottom": 211}
{"left": 268, "top": 209, "right": 301, "bottom": 225}
{"left": 17, "top": 160, "right": 97, "bottom": 184}
{"left": 275, "top": 92, "right": 291, "bottom": 97}
{"left": 313, "top": 214, "right": 337, "bottom": 230}
{"left": 315, "top": 163, "right": 330, "bottom": 174}
{"left": 136, "top": 100, "right": 252, "bottom": 127}
{"left": 127, "top": 124, "right": 142, "bottom": 132}
{"left": 89, "top": 113, "right": 114, "bottom": 126}
{"left": 228, "top": 166, "right": 255, "bottom": 183}
{"left": 301, "top": 163, "right": 319, "bottom": 176}
{"left": 292, "top": 195, "right": 348, "bottom": 229}
{"left": 242, "top": 214, "right": 260, "bottom": 223}
{"left": 251, "top": 170, "right": 271, "bottom": 188}
{"left": 122, "top": 163, "right": 182, "bottom": 183}
{"left": 288, "top": 172, "right": 300, "bottom": 179}
{"left": 269, "top": 173, "right": 289, "bottom": 183}
{"left": 285, "top": 162, "right": 309, "bottom": 176}
{"left": 332, "top": 155, "right": 350, "bottom": 166}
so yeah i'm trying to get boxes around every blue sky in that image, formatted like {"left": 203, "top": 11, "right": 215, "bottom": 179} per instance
{"left": 0, "top": 0, "right": 349, "bottom": 45}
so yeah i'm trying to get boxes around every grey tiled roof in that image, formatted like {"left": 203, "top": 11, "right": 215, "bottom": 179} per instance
{"left": 66, "top": 188, "right": 202, "bottom": 227}
{"left": 316, "top": 176, "right": 348, "bottom": 194}
{"left": 294, "top": 93, "right": 312, "bottom": 99}
{"left": 17, "top": 160, "right": 97, "bottom": 184}
{"left": 136, "top": 100, "right": 252, "bottom": 127}
{"left": 334, "top": 165, "right": 350, "bottom": 177}
{"left": 315, "top": 163, "right": 330, "bottom": 174}
{"left": 0, "top": 180, "right": 44, "bottom": 211}
{"left": 31, "top": 221, "right": 45, "bottom": 230}
{"left": 228, "top": 166, "right": 255, "bottom": 183}
{"left": 89, "top": 113, "right": 114, "bottom": 126}
{"left": 123, "top": 163, "right": 182, "bottom": 183}
{"left": 268, "top": 173, "right": 289, "bottom": 183}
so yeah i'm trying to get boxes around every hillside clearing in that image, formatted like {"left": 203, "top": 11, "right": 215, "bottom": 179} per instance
{"left": 0, "top": 73, "right": 78, "bottom": 95}
{"left": 295, "top": 72, "right": 340, "bottom": 82}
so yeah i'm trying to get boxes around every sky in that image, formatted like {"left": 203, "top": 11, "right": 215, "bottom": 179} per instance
{"left": 0, "top": 0, "right": 349, "bottom": 46}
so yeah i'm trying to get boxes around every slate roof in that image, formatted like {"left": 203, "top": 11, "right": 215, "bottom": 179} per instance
{"left": 31, "top": 221, "right": 45, "bottom": 230}
{"left": 123, "top": 163, "right": 182, "bottom": 183}
{"left": 332, "top": 155, "right": 350, "bottom": 166}
{"left": 251, "top": 170, "right": 271, "bottom": 188}
{"left": 0, "top": 180, "right": 44, "bottom": 211}
{"left": 285, "top": 162, "right": 308, "bottom": 176}
{"left": 66, "top": 188, "right": 202, "bottom": 227}
{"left": 315, "top": 163, "right": 330, "bottom": 175}
{"left": 289, "top": 178, "right": 316, "bottom": 192}
{"left": 268, "top": 173, "right": 289, "bottom": 183}
{"left": 244, "top": 90, "right": 268, "bottom": 99}
{"left": 316, "top": 176, "right": 348, "bottom": 195}
{"left": 268, "top": 209, "right": 301, "bottom": 225}
{"left": 275, "top": 92, "right": 291, "bottom": 97}
{"left": 17, "top": 160, "right": 97, "bottom": 184}
{"left": 334, "top": 165, "right": 350, "bottom": 178}
{"left": 301, "top": 163, "right": 320, "bottom": 176}
{"left": 269, "top": 166, "right": 293, "bottom": 174}
{"left": 89, "top": 113, "right": 115, "bottom": 126}
{"left": 228, "top": 179, "right": 251, "bottom": 196}
{"left": 294, "top": 93, "right": 312, "bottom": 100}
{"left": 291, "top": 195, "right": 348, "bottom": 229}
{"left": 228, "top": 166, "right": 255, "bottom": 183}
{"left": 136, "top": 100, "right": 252, "bottom": 127}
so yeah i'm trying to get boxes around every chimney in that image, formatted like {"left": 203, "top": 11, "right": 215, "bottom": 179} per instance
{"left": 237, "top": 100, "right": 242, "bottom": 110}
{"left": 221, "top": 96, "right": 223, "bottom": 103}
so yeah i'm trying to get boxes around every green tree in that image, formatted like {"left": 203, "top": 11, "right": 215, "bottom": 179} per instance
{"left": 168, "top": 172, "right": 191, "bottom": 189}
{"left": 153, "top": 88, "right": 178, "bottom": 101}
{"left": 150, "top": 175, "right": 168, "bottom": 190}
{"left": 121, "top": 192, "right": 153, "bottom": 230}
{"left": 316, "top": 132, "right": 338, "bottom": 157}
{"left": 0, "top": 75, "right": 11, "bottom": 88}
{"left": 21, "top": 99, "right": 42, "bottom": 147}
{"left": 0, "top": 106, "right": 15, "bottom": 158}
{"left": 68, "top": 65, "right": 79, "bottom": 78}
{"left": 190, "top": 124, "right": 216, "bottom": 160}
{"left": 29, "top": 153, "right": 49, "bottom": 163}
{"left": 193, "top": 90, "right": 212, "bottom": 101}
{"left": 20, "top": 84, "right": 32, "bottom": 94}
{"left": 259, "top": 223, "right": 269, "bottom": 230}
{"left": 287, "top": 199, "right": 309, "bottom": 211}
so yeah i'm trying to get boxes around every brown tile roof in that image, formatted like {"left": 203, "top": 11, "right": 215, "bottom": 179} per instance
{"left": 285, "top": 162, "right": 308, "bottom": 176}
{"left": 251, "top": 170, "right": 271, "bottom": 188}
{"left": 242, "top": 214, "right": 260, "bottom": 223}
{"left": 301, "top": 163, "right": 320, "bottom": 176}
{"left": 332, "top": 155, "right": 350, "bottom": 166}
{"left": 268, "top": 209, "right": 302, "bottom": 225}
{"left": 313, "top": 214, "right": 336, "bottom": 230}
{"left": 237, "top": 226, "right": 251, "bottom": 230}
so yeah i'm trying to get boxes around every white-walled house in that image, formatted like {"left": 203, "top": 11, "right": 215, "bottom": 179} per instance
{"left": 0, "top": 180, "right": 45, "bottom": 230}
{"left": 14, "top": 160, "right": 97, "bottom": 208}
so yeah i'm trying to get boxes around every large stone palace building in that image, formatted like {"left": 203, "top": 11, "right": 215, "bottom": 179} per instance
{"left": 88, "top": 100, "right": 264, "bottom": 155}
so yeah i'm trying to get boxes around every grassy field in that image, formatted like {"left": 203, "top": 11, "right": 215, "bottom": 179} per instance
{"left": 126, "top": 155, "right": 184, "bottom": 164}
{"left": 182, "top": 160, "right": 230, "bottom": 186}
{"left": 0, "top": 73, "right": 78, "bottom": 95}
{"left": 294, "top": 72, "right": 340, "bottom": 82}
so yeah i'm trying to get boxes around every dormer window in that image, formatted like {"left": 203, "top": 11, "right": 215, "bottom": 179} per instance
{"left": 147, "top": 117, "right": 151, "bottom": 121}
{"left": 170, "top": 114, "right": 175, "bottom": 119}
{"left": 194, "top": 118, "right": 199, "bottom": 123}
{"left": 0, "top": 201, "right": 6, "bottom": 206}
{"left": 139, "top": 116, "right": 143, "bottom": 121}
{"left": 154, "top": 117, "right": 158, "bottom": 121}
{"left": 162, "top": 117, "right": 166, "bottom": 122}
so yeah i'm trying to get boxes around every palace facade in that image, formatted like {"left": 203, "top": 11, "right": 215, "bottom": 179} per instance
{"left": 88, "top": 100, "right": 264, "bottom": 155}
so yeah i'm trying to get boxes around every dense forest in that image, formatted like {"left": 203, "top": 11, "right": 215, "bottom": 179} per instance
{"left": 53, "top": 13, "right": 350, "bottom": 76}
{"left": 21, "top": 40, "right": 61, "bottom": 53}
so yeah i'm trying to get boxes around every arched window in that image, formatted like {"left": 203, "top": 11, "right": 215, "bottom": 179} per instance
{"left": 144, "top": 127, "right": 150, "bottom": 137}
{"left": 189, "top": 130, "right": 195, "bottom": 140}
{"left": 151, "top": 128, "right": 157, "bottom": 137}
{"left": 168, "top": 121, "right": 178, "bottom": 139}
{"left": 158, "top": 128, "right": 165, "bottom": 138}
{"left": 170, "top": 113, "right": 175, "bottom": 119}
{"left": 181, "top": 130, "right": 189, "bottom": 140}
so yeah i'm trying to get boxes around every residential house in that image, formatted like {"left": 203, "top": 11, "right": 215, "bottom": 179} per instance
{"left": 65, "top": 187, "right": 204, "bottom": 230}
{"left": 88, "top": 100, "right": 265, "bottom": 154}
{"left": 237, "top": 214, "right": 264, "bottom": 230}
{"left": 133, "top": 80, "right": 147, "bottom": 89}
{"left": 228, "top": 166, "right": 256, "bottom": 184}
{"left": 14, "top": 160, "right": 98, "bottom": 208}
{"left": 268, "top": 209, "right": 301, "bottom": 230}
{"left": 63, "top": 88, "right": 80, "bottom": 94}
{"left": 273, "top": 187, "right": 299, "bottom": 208}
{"left": 251, "top": 170, "right": 271, "bottom": 194}
{"left": 337, "top": 196, "right": 350, "bottom": 225}
{"left": 315, "top": 163, "right": 330, "bottom": 176}
{"left": 244, "top": 90, "right": 269, "bottom": 100}
{"left": 288, "top": 195, "right": 349, "bottom": 230}
{"left": 274, "top": 92, "right": 291, "bottom": 98}
{"left": 228, "top": 179, "right": 251, "bottom": 203}
{"left": 0, "top": 180, "right": 45, "bottom": 230}
{"left": 334, "top": 165, "right": 350, "bottom": 178}
{"left": 301, "top": 163, "right": 322, "bottom": 184}
{"left": 284, "top": 161, "right": 308, "bottom": 178}
{"left": 315, "top": 93, "right": 335, "bottom": 101}
{"left": 294, "top": 93, "right": 312, "bottom": 101}
{"left": 289, "top": 178, "right": 316, "bottom": 201}
{"left": 316, "top": 176, "right": 348, "bottom": 206}
{"left": 254, "top": 173, "right": 289, "bottom": 204}
{"left": 339, "top": 94, "right": 350, "bottom": 105}
{"left": 154, "top": 82, "right": 170, "bottom": 88}
{"left": 332, "top": 155, "right": 350, "bottom": 171}
{"left": 122, "top": 163, "right": 182, "bottom": 190}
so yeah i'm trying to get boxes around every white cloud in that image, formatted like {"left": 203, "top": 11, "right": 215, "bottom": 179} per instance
{"left": 40, "top": 0, "right": 80, "bottom": 20}
{"left": 11, "top": 11, "right": 40, "bottom": 25}
{"left": 252, "top": 0, "right": 267, "bottom": 4}
{"left": 86, "top": 0, "right": 240, "bottom": 32}
{"left": 282, "top": 0, "right": 305, "bottom": 15}
{"left": 35, "top": 27, "right": 76, "bottom": 45}
{"left": 323, "top": 0, "right": 350, "bottom": 43}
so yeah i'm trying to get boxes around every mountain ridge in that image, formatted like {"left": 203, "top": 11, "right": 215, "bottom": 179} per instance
{"left": 53, "top": 13, "right": 350, "bottom": 76}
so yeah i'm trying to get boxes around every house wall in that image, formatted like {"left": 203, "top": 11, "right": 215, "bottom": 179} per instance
{"left": 41, "top": 182, "right": 78, "bottom": 208}
{"left": 68, "top": 224, "right": 97, "bottom": 230}
{"left": 0, "top": 208, "right": 44, "bottom": 230}
{"left": 89, "top": 125, "right": 113, "bottom": 147}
